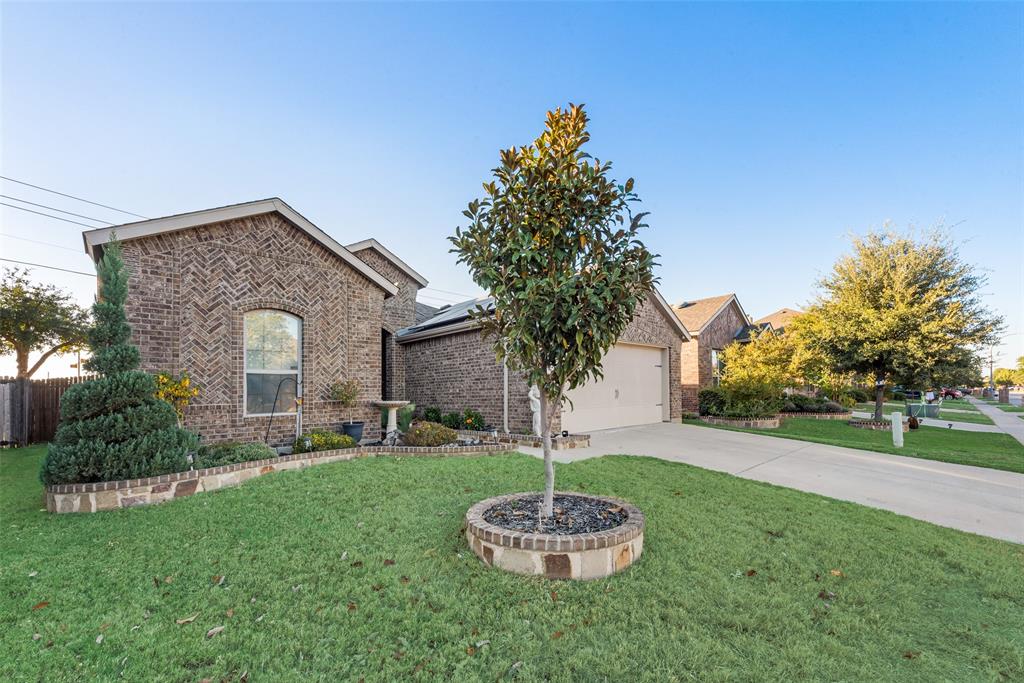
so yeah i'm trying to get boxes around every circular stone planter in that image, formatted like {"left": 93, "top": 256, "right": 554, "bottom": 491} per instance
{"left": 465, "top": 492, "right": 645, "bottom": 580}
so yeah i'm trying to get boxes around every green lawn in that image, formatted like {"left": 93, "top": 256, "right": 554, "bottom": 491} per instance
{"left": 689, "top": 417, "right": 1024, "bottom": 473}
{"left": 995, "top": 404, "right": 1024, "bottom": 413}
{"left": 935, "top": 399, "right": 980, "bottom": 412}
{"left": 2, "top": 446, "right": 1023, "bottom": 681}
{"left": 853, "top": 403, "right": 994, "bottom": 425}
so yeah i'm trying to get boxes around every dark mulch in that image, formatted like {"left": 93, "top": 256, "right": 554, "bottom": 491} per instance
{"left": 483, "top": 493, "right": 628, "bottom": 535}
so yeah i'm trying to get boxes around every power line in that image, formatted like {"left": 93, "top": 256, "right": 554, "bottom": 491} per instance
{"left": 423, "top": 286, "right": 475, "bottom": 299}
{"left": 0, "top": 257, "right": 94, "bottom": 277}
{"left": 0, "top": 202, "right": 97, "bottom": 228}
{"left": 0, "top": 195, "right": 114, "bottom": 225}
{"left": 0, "top": 232, "right": 82, "bottom": 253}
{"left": 0, "top": 176, "right": 148, "bottom": 219}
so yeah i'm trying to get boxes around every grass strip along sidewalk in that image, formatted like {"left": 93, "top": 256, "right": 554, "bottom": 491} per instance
{"left": 853, "top": 403, "right": 994, "bottom": 426}
{"left": 689, "top": 416, "right": 1024, "bottom": 473}
{"left": 2, "top": 445, "right": 1023, "bottom": 681}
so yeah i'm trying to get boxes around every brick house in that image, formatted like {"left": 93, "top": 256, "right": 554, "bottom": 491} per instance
{"left": 82, "top": 199, "right": 427, "bottom": 446}
{"left": 672, "top": 294, "right": 753, "bottom": 403}
{"left": 397, "top": 291, "right": 691, "bottom": 434}
{"left": 755, "top": 308, "right": 803, "bottom": 334}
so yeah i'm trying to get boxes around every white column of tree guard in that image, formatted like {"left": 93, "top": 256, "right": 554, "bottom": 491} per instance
{"left": 529, "top": 385, "right": 542, "bottom": 436}
{"left": 503, "top": 357, "right": 509, "bottom": 434}
{"left": 891, "top": 411, "right": 904, "bottom": 447}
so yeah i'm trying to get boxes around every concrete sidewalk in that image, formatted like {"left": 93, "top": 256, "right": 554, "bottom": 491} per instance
{"left": 968, "top": 397, "right": 1024, "bottom": 447}
{"left": 850, "top": 410, "right": 1001, "bottom": 433}
{"left": 517, "top": 422, "right": 1024, "bottom": 543}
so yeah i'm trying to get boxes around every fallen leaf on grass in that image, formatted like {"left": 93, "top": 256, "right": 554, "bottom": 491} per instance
{"left": 400, "top": 576, "right": 410, "bottom": 584}
{"left": 205, "top": 626, "right": 224, "bottom": 639}
{"left": 475, "top": 639, "right": 490, "bottom": 649}
{"left": 255, "top": 614, "right": 266, "bottom": 623}
{"left": 551, "top": 631, "right": 563, "bottom": 639}
{"left": 28, "top": 571, "right": 38, "bottom": 578}
{"left": 32, "top": 601, "right": 49, "bottom": 610}
{"left": 340, "top": 551, "right": 349, "bottom": 561}
{"left": 745, "top": 569, "right": 757, "bottom": 577}
{"left": 351, "top": 561, "right": 363, "bottom": 568}
{"left": 465, "top": 646, "right": 476, "bottom": 656}
{"left": 372, "top": 584, "right": 383, "bottom": 592}
{"left": 32, "top": 633, "right": 41, "bottom": 641}
{"left": 225, "top": 609, "right": 234, "bottom": 618}
{"left": 164, "top": 576, "right": 174, "bottom": 584}
{"left": 902, "top": 651, "right": 920, "bottom": 660}
{"left": 830, "top": 569, "right": 844, "bottom": 577}
{"left": 550, "top": 591, "right": 558, "bottom": 602}
{"left": 818, "top": 590, "right": 837, "bottom": 601}
{"left": 212, "top": 575, "right": 226, "bottom": 586}
{"left": 383, "top": 559, "right": 395, "bottom": 566}
{"left": 347, "top": 602, "right": 357, "bottom": 612}
{"left": 239, "top": 672, "right": 249, "bottom": 683}
{"left": 95, "top": 634, "right": 103, "bottom": 644}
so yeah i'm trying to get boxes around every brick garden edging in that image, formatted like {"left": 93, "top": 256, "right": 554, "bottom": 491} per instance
{"left": 699, "top": 415, "right": 781, "bottom": 429}
{"left": 457, "top": 429, "right": 590, "bottom": 450}
{"left": 45, "top": 443, "right": 507, "bottom": 514}
{"left": 465, "top": 492, "right": 645, "bottom": 580}
{"left": 778, "top": 411, "right": 853, "bottom": 421}
{"left": 847, "top": 418, "right": 909, "bottom": 432}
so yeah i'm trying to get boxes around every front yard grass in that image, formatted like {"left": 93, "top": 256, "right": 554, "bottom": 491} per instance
{"left": 688, "top": 417, "right": 1024, "bottom": 473}
{"left": 995, "top": 404, "right": 1024, "bottom": 413}
{"left": 3, "top": 446, "right": 1024, "bottom": 682}
{"left": 853, "top": 403, "right": 994, "bottom": 425}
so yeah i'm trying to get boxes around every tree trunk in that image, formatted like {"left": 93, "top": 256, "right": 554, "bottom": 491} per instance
{"left": 874, "top": 376, "right": 886, "bottom": 421}
{"left": 539, "top": 391, "right": 555, "bottom": 518}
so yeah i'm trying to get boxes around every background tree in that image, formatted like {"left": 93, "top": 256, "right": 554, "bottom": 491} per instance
{"left": 993, "top": 368, "right": 1019, "bottom": 388}
{"left": 0, "top": 268, "right": 89, "bottom": 378}
{"left": 718, "top": 329, "right": 796, "bottom": 407}
{"left": 804, "top": 229, "right": 1002, "bottom": 420}
{"left": 450, "top": 104, "right": 656, "bottom": 516}
{"left": 40, "top": 241, "right": 197, "bottom": 485}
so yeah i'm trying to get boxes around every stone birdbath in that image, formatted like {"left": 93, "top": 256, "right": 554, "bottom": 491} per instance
{"left": 373, "top": 399, "right": 410, "bottom": 446}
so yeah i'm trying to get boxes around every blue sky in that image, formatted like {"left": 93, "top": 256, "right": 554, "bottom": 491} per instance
{"left": 2, "top": 2, "right": 1022, "bottom": 377}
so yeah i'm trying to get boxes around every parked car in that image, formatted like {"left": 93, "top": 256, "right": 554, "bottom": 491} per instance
{"left": 941, "top": 387, "right": 963, "bottom": 399}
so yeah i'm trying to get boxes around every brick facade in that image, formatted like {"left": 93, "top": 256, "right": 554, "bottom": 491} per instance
{"left": 680, "top": 301, "right": 747, "bottom": 408}
{"left": 119, "top": 212, "right": 390, "bottom": 447}
{"left": 350, "top": 247, "right": 421, "bottom": 401}
{"left": 400, "top": 293, "right": 689, "bottom": 433}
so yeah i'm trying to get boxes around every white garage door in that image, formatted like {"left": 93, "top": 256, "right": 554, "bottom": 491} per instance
{"left": 561, "top": 343, "right": 665, "bottom": 434}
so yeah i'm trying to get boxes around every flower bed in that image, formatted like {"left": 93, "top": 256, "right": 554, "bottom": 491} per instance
{"left": 45, "top": 443, "right": 507, "bottom": 514}
{"left": 457, "top": 429, "right": 590, "bottom": 450}
{"left": 848, "top": 418, "right": 909, "bottom": 432}
{"left": 698, "top": 415, "right": 781, "bottom": 429}
{"left": 465, "top": 492, "right": 644, "bottom": 580}
{"left": 778, "top": 411, "right": 852, "bottom": 421}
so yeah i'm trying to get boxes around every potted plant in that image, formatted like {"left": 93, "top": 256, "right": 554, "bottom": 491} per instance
{"left": 329, "top": 378, "right": 363, "bottom": 442}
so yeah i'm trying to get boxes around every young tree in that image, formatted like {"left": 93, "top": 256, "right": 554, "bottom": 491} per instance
{"left": 805, "top": 230, "right": 1002, "bottom": 419}
{"left": 0, "top": 268, "right": 89, "bottom": 378}
{"left": 993, "top": 368, "right": 1019, "bottom": 387}
{"left": 40, "top": 241, "right": 197, "bottom": 485}
{"left": 450, "top": 104, "right": 656, "bottom": 516}
{"left": 718, "top": 329, "right": 797, "bottom": 401}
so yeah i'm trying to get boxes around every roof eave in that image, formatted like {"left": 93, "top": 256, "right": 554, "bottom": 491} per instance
{"left": 346, "top": 238, "right": 429, "bottom": 289}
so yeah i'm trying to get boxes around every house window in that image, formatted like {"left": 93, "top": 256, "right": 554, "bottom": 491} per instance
{"left": 710, "top": 349, "right": 723, "bottom": 386}
{"left": 244, "top": 310, "right": 301, "bottom": 416}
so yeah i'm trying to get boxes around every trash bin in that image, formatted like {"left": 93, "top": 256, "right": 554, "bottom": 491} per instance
{"left": 923, "top": 404, "right": 940, "bottom": 418}
{"left": 907, "top": 403, "right": 926, "bottom": 418}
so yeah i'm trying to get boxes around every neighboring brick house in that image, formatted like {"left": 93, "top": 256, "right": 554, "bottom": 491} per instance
{"left": 755, "top": 308, "right": 803, "bottom": 334}
{"left": 673, "top": 294, "right": 752, "bottom": 404}
{"left": 397, "top": 291, "right": 691, "bottom": 434}
{"left": 82, "top": 199, "right": 422, "bottom": 447}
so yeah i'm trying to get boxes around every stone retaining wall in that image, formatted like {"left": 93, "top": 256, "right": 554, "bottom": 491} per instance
{"left": 457, "top": 430, "right": 590, "bottom": 450}
{"left": 46, "top": 443, "right": 507, "bottom": 514}
{"left": 848, "top": 419, "right": 909, "bottom": 432}
{"left": 465, "top": 492, "right": 645, "bottom": 580}
{"left": 699, "top": 415, "right": 781, "bottom": 429}
{"left": 778, "top": 412, "right": 853, "bottom": 421}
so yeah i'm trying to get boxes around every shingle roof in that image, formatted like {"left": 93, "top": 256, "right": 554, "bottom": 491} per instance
{"left": 755, "top": 308, "right": 802, "bottom": 332}
{"left": 414, "top": 302, "right": 440, "bottom": 324}
{"left": 671, "top": 294, "right": 737, "bottom": 332}
{"left": 734, "top": 322, "right": 773, "bottom": 342}
{"left": 398, "top": 297, "right": 495, "bottom": 338}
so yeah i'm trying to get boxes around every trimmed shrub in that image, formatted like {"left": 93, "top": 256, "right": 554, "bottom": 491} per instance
{"left": 846, "top": 387, "right": 871, "bottom": 403}
{"left": 423, "top": 406, "right": 443, "bottom": 423}
{"left": 292, "top": 429, "right": 356, "bottom": 454}
{"left": 441, "top": 412, "right": 462, "bottom": 430}
{"left": 698, "top": 388, "right": 727, "bottom": 416}
{"left": 194, "top": 441, "right": 276, "bottom": 469}
{"left": 783, "top": 395, "right": 847, "bottom": 414}
{"left": 40, "top": 240, "right": 197, "bottom": 486}
{"left": 462, "top": 409, "right": 486, "bottom": 431}
{"left": 403, "top": 421, "right": 458, "bottom": 447}
{"left": 722, "top": 396, "right": 781, "bottom": 418}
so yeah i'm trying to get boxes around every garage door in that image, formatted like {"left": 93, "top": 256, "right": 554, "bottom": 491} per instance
{"left": 561, "top": 343, "right": 665, "bottom": 433}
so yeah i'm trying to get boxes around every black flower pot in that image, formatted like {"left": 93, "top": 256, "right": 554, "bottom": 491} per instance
{"left": 342, "top": 421, "right": 364, "bottom": 442}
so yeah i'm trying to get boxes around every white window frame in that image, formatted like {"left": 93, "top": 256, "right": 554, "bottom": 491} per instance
{"left": 243, "top": 309, "right": 302, "bottom": 418}
{"left": 710, "top": 348, "right": 722, "bottom": 386}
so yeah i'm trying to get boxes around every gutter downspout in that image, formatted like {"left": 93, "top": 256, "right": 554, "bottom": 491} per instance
{"left": 502, "top": 356, "right": 509, "bottom": 434}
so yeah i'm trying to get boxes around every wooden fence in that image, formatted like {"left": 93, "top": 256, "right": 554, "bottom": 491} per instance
{"left": 0, "top": 376, "right": 94, "bottom": 445}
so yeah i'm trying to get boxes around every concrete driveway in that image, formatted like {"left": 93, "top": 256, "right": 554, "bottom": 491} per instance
{"left": 517, "top": 422, "right": 1024, "bottom": 543}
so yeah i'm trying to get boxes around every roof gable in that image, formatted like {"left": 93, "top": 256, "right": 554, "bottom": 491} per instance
{"left": 81, "top": 198, "right": 398, "bottom": 297}
{"left": 347, "top": 238, "right": 429, "bottom": 289}
{"left": 755, "top": 308, "right": 803, "bottom": 331}
{"left": 672, "top": 293, "right": 749, "bottom": 334}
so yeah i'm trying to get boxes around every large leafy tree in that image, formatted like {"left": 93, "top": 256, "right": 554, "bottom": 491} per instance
{"left": 450, "top": 104, "right": 656, "bottom": 516}
{"left": 0, "top": 268, "right": 89, "bottom": 378}
{"left": 805, "top": 230, "right": 1002, "bottom": 419}
{"left": 40, "top": 241, "right": 197, "bottom": 485}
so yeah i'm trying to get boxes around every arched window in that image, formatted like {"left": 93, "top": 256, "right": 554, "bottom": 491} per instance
{"left": 244, "top": 310, "right": 301, "bottom": 416}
